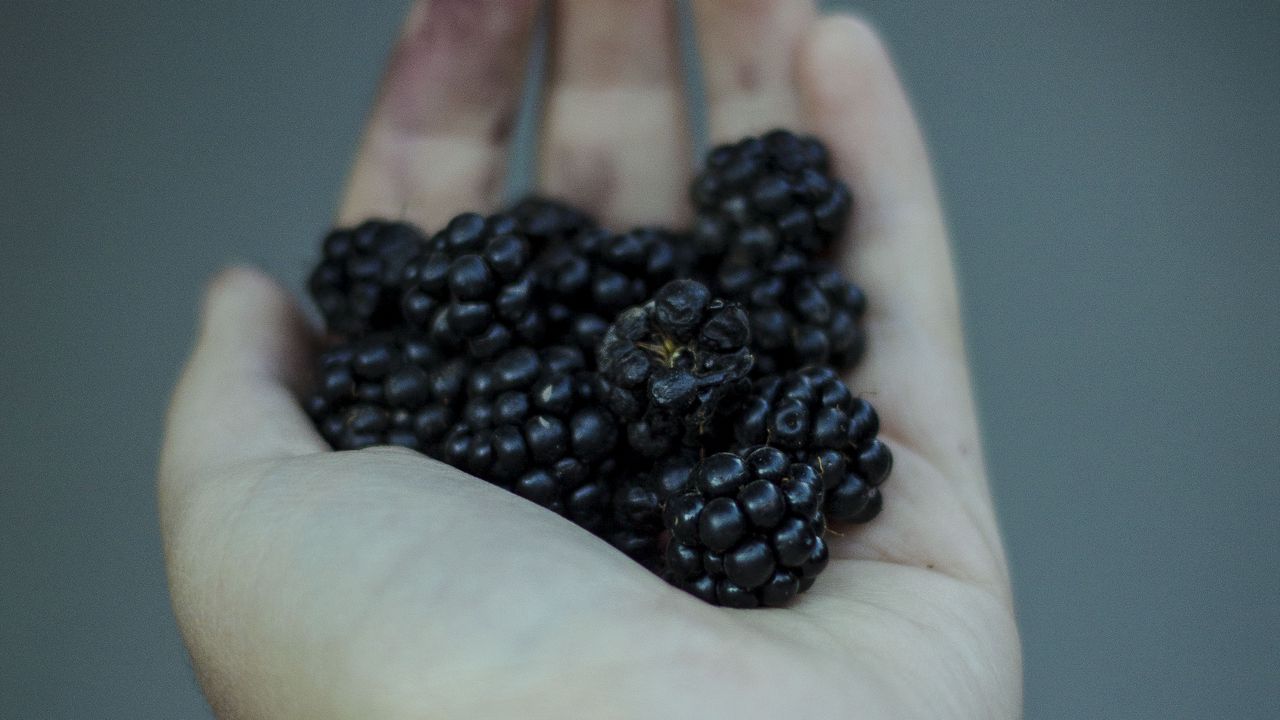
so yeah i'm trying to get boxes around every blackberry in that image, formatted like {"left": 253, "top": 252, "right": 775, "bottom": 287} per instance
{"left": 434, "top": 344, "right": 620, "bottom": 531}
{"left": 712, "top": 259, "right": 867, "bottom": 375}
{"left": 595, "top": 280, "right": 754, "bottom": 457}
{"left": 308, "top": 220, "right": 427, "bottom": 335}
{"left": 735, "top": 366, "right": 891, "bottom": 524}
{"left": 663, "top": 447, "right": 830, "bottom": 607}
{"left": 306, "top": 156, "right": 882, "bottom": 609}
{"left": 505, "top": 196, "right": 597, "bottom": 246}
{"left": 691, "top": 129, "right": 852, "bottom": 264}
{"left": 304, "top": 332, "right": 447, "bottom": 451}
{"left": 536, "top": 226, "right": 694, "bottom": 352}
{"left": 400, "top": 213, "right": 547, "bottom": 360}
{"left": 399, "top": 200, "right": 603, "bottom": 360}
{"left": 605, "top": 451, "right": 699, "bottom": 569}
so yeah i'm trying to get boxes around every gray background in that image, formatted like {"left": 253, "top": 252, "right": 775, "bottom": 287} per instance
{"left": 2, "top": 1, "right": 1277, "bottom": 717}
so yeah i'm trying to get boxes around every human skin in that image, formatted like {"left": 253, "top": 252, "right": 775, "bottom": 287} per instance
{"left": 158, "top": 2, "right": 1022, "bottom": 718}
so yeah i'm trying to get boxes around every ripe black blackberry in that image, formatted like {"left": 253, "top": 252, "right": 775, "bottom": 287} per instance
{"left": 663, "top": 447, "right": 830, "bottom": 607}
{"left": 595, "top": 280, "right": 754, "bottom": 457}
{"left": 604, "top": 451, "right": 699, "bottom": 569}
{"left": 505, "top": 196, "right": 597, "bottom": 246}
{"left": 400, "top": 213, "right": 548, "bottom": 360}
{"left": 536, "top": 226, "right": 694, "bottom": 353}
{"left": 304, "top": 332, "right": 447, "bottom": 452}
{"left": 691, "top": 129, "right": 852, "bottom": 264}
{"left": 308, "top": 220, "right": 427, "bottom": 335}
{"left": 398, "top": 200, "right": 604, "bottom": 360}
{"left": 434, "top": 344, "right": 621, "bottom": 531}
{"left": 712, "top": 258, "right": 867, "bottom": 375}
{"left": 735, "top": 366, "right": 891, "bottom": 524}
{"left": 305, "top": 153, "right": 884, "bottom": 608}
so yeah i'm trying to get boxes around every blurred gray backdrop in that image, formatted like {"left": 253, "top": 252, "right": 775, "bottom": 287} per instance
{"left": 2, "top": 1, "right": 1277, "bottom": 717}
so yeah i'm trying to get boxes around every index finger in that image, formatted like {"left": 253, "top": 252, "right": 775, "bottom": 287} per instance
{"left": 339, "top": 0, "right": 541, "bottom": 229}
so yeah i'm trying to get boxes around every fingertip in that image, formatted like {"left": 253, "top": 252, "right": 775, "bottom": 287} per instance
{"left": 691, "top": 0, "right": 814, "bottom": 143}
{"left": 808, "top": 13, "right": 886, "bottom": 57}
{"left": 538, "top": 0, "right": 691, "bottom": 225}
{"left": 202, "top": 265, "right": 290, "bottom": 325}
{"left": 800, "top": 14, "right": 895, "bottom": 122}
{"left": 799, "top": 11, "right": 938, "bottom": 245}
{"left": 341, "top": 0, "right": 541, "bottom": 228}
{"left": 395, "top": 0, "right": 430, "bottom": 45}
{"left": 163, "top": 268, "right": 326, "bottom": 487}
{"left": 200, "top": 265, "right": 312, "bottom": 343}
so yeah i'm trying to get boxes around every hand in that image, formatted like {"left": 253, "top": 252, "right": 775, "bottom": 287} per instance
{"left": 159, "top": 2, "right": 1021, "bottom": 718}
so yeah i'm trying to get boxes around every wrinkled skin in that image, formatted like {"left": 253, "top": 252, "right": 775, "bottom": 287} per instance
{"left": 160, "top": 2, "right": 1021, "bottom": 718}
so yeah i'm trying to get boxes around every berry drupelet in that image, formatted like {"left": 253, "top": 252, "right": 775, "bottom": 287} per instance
{"left": 663, "top": 447, "right": 831, "bottom": 607}
{"left": 712, "top": 258, "right": 867, "bottom": 375}
{"left": 735, "top": 366, "right": 892, "bottom": 524}
{"left": 308, "top": 220, "right": 427, "bottom": 335}
{"left": 595, "top": 279, "right": 754, "bottom": 457}
{"left": 691, "top": 129, "right": 852, "bottom": 265}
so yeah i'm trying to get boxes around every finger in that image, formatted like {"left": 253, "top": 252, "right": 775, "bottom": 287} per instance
{"left": 797, "top": 17, "right": 1007, "bottom": 589}
{"left": 160, "top": 268, "right": 326, "bottom": 491}
{"left": 538, "top": 0, "right": 690, "bottom": 226}
{"left": 800, "top": 16, "right": 976, "bottom": 470}
{"left": 691, "top": 0, "right": 817, "bottom": 143}
{"left": 339, "top": 1, "right": 541, "bottom": 230}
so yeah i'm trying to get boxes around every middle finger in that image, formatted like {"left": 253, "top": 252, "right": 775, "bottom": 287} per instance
{"left": 537, "top": 0, "right": 691, "bottom": 227}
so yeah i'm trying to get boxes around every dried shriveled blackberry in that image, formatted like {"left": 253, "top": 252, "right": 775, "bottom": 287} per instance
{"left": 713, "top": 259, "right": 867, "bottom": 375}
{"left": 595, "top": 280, "right": 754, "bottom": 457}
{"left": 663, "top": 447, "right": 830, "bottom": 607}
{"left": 691, "top": 129, "right": 852, "bottom": 264}
{"left": 435, "top": 344, "right": 620, "bottom": 531}
{"left": 304, "top": 332, "right": 448, "bottom": 451}
{"left": 309, "top": 220, "right": 427, "bottom": 335}
{"left": 735, "top": 366, "right": 891, "bottom": 524}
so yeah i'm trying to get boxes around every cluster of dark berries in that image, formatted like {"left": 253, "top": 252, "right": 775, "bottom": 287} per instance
{"left": 304, "top": 130, "right": 890, "bottom": 608}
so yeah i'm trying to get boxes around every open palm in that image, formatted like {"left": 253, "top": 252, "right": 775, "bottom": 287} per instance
{"left": 160, "top": 2, "right": 1020, "bottom": 718}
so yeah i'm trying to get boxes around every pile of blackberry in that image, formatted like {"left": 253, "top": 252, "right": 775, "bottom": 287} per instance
{"left": 304, "top": 130, "right": 891, "bottom": 608}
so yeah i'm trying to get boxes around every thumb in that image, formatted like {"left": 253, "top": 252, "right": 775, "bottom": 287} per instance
{"left": 160, "top": 267, "right": 326, "bottom": 497}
